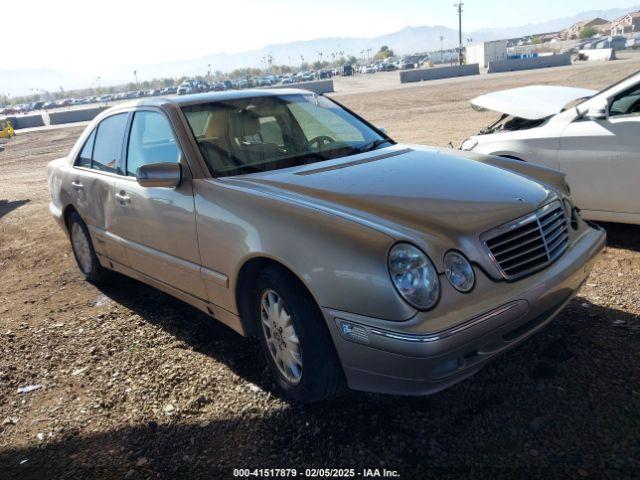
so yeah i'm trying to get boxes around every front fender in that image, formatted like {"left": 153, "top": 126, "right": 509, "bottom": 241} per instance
{"left": 193, "top": 179, "right": 417, "bottom": 321}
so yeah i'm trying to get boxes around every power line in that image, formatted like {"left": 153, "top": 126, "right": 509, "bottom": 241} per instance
{"left": 454, "top": 2, "right": 464, "bottom": 65}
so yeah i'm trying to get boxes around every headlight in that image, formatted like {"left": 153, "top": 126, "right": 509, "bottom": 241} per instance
{"left": 460, "top": 138, "right": 478, "bottom": 151}
{"left": 444, "top": 251, "right": 475, "bottom": 292}
{"left": 388, "top": 243, "right": 440, "bottom": 310}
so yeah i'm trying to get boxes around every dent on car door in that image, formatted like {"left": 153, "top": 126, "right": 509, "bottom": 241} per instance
{"left": 559, "top": 86, "right": 640, "bottom": 215}
{"left": 70, "top": 114, "right": 129, "bottom": 266}
{"left": 109, "top": 109, "right": 207, "bottom": 299}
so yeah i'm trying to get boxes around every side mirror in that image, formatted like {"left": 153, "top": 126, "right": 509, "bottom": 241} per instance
{"left": 136, "top": 162, "right": 182, "bottom": 188}
{"left": 585, "top": 102, "right": 608, "bottom": 121}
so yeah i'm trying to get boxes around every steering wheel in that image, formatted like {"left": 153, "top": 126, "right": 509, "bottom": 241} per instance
{"left": 308, "top": 135, "right": 336, "bottom": 151}
{"left": 629, "top": 98, "right": 640, "bottom": 114}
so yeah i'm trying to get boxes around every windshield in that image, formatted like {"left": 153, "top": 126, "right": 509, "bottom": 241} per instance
{"left": 181, "top": 93, "right": 392, "bottom": 177}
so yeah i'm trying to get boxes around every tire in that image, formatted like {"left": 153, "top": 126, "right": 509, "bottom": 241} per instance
{"left": 253, "top": 266, "right": 345, "bottom": 403}
{"left": 68, "top": 212, "right": 106, "bottom": 283}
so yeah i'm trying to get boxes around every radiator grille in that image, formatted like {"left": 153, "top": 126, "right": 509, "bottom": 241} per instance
{"left": 482, "top": 201, "right": 569, "bottom": 280}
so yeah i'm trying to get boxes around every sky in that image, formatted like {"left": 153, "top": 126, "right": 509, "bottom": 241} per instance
{"left": 4, "top": 0, "right": 639, "bottom": 74}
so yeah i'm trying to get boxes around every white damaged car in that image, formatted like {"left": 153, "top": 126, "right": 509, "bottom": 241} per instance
{"left": 460, "top": 72, "right": 640, "bottom": 225}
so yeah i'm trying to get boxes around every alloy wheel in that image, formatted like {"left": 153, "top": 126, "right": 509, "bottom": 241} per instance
{"left": 260, "top": 289, "right": 303, "bottom": 384}
{"left": 71, "top": 222, "right": 92, "bottom": 274}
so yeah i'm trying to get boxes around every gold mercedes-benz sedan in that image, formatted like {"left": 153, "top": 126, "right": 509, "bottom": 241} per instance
{"left": 47, "top": 89, "right": 606, "bottom": 402}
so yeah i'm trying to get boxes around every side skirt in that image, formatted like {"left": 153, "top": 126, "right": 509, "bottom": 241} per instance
{"left": 96, "top": 254, "right": 246, "bottom": 336}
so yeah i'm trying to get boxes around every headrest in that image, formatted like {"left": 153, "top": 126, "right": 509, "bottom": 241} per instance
{"left": 203, "top": 111, "right": 227, "bottom": 138}
{"left": 229, "top": 110, "right": 261, "bottom": 138}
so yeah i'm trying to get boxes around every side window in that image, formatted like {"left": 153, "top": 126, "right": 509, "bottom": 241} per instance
{"left": 75, "top": 129, "right": 96, "bottom": 167}
{"left": 126, "top": 111, "right": 180, "bottom": 177}
{"left": 92, "top": 114, "right": 128, "bottom": 173}
{"left": 609, "top": 85, "right": 640, "bottom": 117}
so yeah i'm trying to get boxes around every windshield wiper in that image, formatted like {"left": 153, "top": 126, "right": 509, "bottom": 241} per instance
{"left": 351, "top": 138, "right": 392, "bottom": 155}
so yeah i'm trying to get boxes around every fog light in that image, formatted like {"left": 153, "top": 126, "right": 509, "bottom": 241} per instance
{"left": 339, "top": 321, "right": 369, "bottom": 344}
{"left": 431, "top": 358, "right": 460, "bottom": 378}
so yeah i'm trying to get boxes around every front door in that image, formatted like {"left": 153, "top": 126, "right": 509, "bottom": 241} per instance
{"left": 109, "top": 109, "right": 206, "bottom": 299}
{"left": 559, "top": 84, "right": 640, "bottom": 216}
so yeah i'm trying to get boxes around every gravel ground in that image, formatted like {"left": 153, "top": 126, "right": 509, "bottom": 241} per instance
{"left": 1, "top": 61, "right": 639, "bottom": 479}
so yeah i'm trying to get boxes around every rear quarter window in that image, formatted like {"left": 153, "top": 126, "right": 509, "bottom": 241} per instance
{"left": 75, "top": 129, "right": 96, "bottom": 167}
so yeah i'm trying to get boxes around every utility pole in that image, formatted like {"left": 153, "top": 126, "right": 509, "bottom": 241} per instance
{"left": 454, "top": 2, "right": 464, "bottom": 65}
{"left": 440, "top": 35, "right": 444, "bottom": 63}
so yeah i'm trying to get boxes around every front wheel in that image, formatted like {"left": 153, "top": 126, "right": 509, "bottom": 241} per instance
{"left": 253, "top": 266, "right": 345, "bottom": 403}
{"left": 68, "top": 212, "right": 106, "bottom": 283}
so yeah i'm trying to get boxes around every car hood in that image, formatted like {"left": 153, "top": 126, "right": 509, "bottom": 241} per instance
{"left": 471, "top": 85, "right": 597, "bottom": 120}
{"left": 227, "top": 145, "right": 554, "bottom": 239}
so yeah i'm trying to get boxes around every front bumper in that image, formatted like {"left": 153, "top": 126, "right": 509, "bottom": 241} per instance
{"left": 324, "top": 224, "right": 606, "bottom": 395}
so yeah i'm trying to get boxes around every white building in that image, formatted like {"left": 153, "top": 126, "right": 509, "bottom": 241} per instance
{"left": 465, "top": 40, "right": 508, "bottom": 68}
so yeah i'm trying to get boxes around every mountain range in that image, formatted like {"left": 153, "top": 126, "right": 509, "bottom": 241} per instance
{"left": 2, "top": 5, "right": 639, "bottom": 97}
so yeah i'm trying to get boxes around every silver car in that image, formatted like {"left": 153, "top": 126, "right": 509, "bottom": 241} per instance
{"left": 47, "top": 89, "right": 605, "bottom": 402}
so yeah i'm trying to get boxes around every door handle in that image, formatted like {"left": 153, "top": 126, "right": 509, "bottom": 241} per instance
{"left": 71, "top": 181, "right": 83, "bottom": 188}
{"left": 115, "top": 191, "right": 131, "bottom": 204}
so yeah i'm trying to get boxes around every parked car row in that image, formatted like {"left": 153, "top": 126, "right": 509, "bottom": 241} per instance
{"left": 356, "top": 58, "right": 416, "bottom": 74}
{"left": 0, "top": 98, "right": 101, "bottom": 114}
{"left": 176, "top": 70, "right": 337, "bottom": 95}
{"left": 1, "top": 58, "right": 421, "bottom": 117}
{"left": 0, "top": 87, "right": 182, "bottom": 115}
{"left": 566, "top": 34, "right": 637, "bottom": 53}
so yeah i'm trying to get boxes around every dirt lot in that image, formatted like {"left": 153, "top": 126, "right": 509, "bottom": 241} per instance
{"left": 1, "top": 60, "right": 639, "bottom": 479}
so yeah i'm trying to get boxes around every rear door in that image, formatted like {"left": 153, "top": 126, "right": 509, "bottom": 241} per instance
{"left": 109, "top": 109, "right": 206, "bottom": 298}
{"left": 69, "top": 113, "right": 130, "bottom": 266}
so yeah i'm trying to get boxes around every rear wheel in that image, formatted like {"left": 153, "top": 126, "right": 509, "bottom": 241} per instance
{"left": 68, "top": 212, "right": 106, "bottom": 283}
{"left": 253, "top": 266, "right": 344, "bottom": 402}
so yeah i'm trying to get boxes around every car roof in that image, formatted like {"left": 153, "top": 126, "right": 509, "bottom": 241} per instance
{"left": 119, "top": 88, "right": 315, "bottom": 109}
